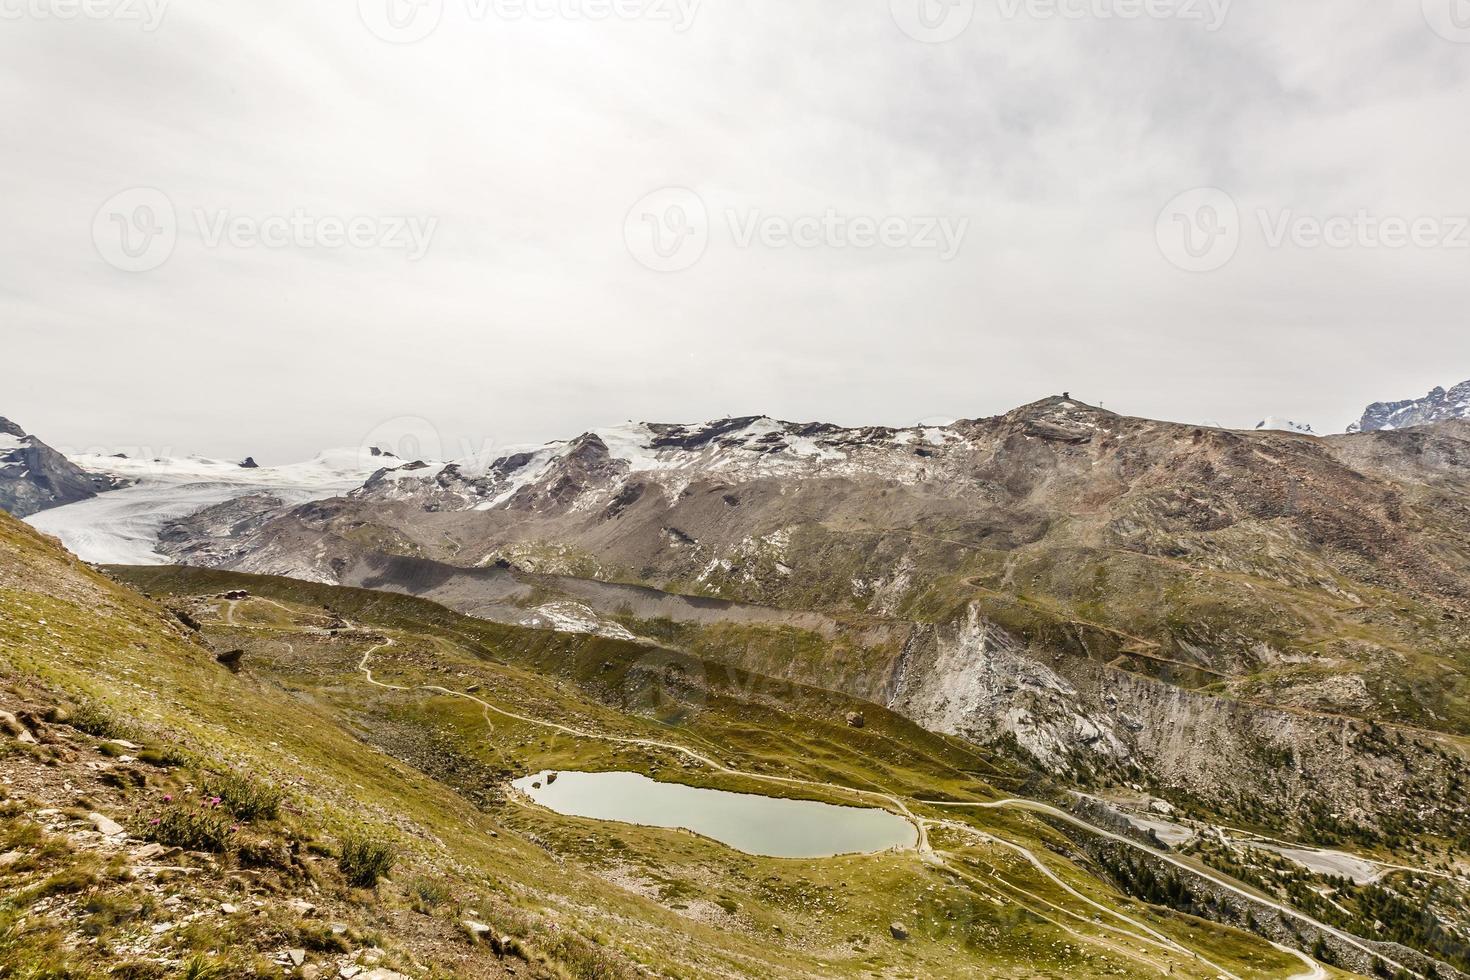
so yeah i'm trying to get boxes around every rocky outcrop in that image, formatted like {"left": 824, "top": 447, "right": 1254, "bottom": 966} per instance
{"left": 891, "top": 607, "right": 1128, "bottom": 771}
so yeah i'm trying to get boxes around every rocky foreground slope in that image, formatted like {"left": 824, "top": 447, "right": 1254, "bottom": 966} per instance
{"left": 154, "top": 397, "right": 1470, "bottom": 845}
{"left": 9, "top": 506, "right": 1375, "bottom": 979}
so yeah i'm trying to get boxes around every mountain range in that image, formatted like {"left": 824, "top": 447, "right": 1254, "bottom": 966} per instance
{"left": 1349, "top": 379, "right": 1470, "bottom": 434}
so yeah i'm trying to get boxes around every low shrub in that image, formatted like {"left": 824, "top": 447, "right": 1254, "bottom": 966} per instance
{"left": 67, "top": 701, "right": 133, "bottom": 741}
{"left": 408, "top": 876, "right": 452, "bottom": 913}
{"left": 338, "top": 833, "right": 396, "bottom": 888}
{"left": 200, "top": 771, "right": 283, "bottom": 822}
{"left": 181, "top": 954, "right": 232, "bottom": 980}
{"left": 138, "top": 745, "right": 191, "bottom": 768}
{"left": 143, "top": 802, "right": 235, "bottom": 853}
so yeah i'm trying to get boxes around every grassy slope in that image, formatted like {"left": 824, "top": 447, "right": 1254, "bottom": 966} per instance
{"left": 0, "top": 514, "right": 1317, "bottom": 978}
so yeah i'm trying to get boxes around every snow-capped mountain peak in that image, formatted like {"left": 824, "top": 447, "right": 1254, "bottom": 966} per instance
{"left": 1254, "top": 417, "right": 1318, "bottom": 436}
{"left": 1348, "top": 379, "right": 1470, "bottom": 433}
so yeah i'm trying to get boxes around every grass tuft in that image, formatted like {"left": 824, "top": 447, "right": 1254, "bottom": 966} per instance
{"left": 142, "top": 802, "right": 235, "bottom": 853}
{"left": 338, "top": 832, "right": 396, "bottom": 889}
{"left": 200, "top": 771, "right": 283, "bottom": 822}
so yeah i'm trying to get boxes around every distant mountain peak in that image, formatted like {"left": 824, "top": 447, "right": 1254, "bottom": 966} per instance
{"left": 1348, "top": 379, "right": 1470, "bottom": 433}
{"left": 1254, "top": 417, "right": 1318, "bottom": 436}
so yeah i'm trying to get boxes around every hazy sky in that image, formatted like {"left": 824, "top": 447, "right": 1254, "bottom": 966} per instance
{"left": 4, "top": 0, "right": 1469, "bottom": 461}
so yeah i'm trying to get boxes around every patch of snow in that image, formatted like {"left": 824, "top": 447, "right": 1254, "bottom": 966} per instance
{"left": 26, "top": 448, "right": 410, "bottom": 565}
{"left": 0, "top": 433, "right": 27, "bottom": 454}
{"left": 523, "top": 602, "right": 635, "bottom": 641}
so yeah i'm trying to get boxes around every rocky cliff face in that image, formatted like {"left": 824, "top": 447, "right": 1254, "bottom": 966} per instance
{"left": 0, "top": 417, "right": 118, "bottom": 518}
{"left": 1349, "top": 379, "right": 1470, "bottom": 432}
{"left": 894, "top": 606, "right": 1469, "bottom": 834}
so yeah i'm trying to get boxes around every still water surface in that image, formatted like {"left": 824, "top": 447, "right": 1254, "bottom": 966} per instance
{"left": 512, "top": 770, "right": 916, "bottom": 859}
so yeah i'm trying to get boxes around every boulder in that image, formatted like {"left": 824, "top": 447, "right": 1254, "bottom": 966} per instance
{"left": 889, "top": 921, "right": 909, "bottom": 941}
{"left": 88, "top": 812, "right": 127, "bottom": 838}
{"left": 845, "top": 712, "right": 865, "bottom": 729}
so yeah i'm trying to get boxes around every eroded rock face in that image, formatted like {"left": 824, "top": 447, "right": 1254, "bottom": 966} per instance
{"left": 891, "top": 606, "right": 1128, "bottom": 771}
{"left": 890, "top": 605, "right": 1470, "bottom": 834}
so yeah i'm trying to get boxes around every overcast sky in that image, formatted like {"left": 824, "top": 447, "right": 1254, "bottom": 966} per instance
{"left": 3, "top": 0, "right": 1469, "bottom": 462}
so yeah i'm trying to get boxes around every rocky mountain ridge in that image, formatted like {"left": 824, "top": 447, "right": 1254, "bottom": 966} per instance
{"left": 1349, "top": 378, "right": 1470, "bottom": 433}
{"left": 0, "top": 416, "right": 120, "bottom": 518}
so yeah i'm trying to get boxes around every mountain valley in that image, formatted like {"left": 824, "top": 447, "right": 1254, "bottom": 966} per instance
{"left": 6, "top": 391, "right": 1470, "bottom": 978}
